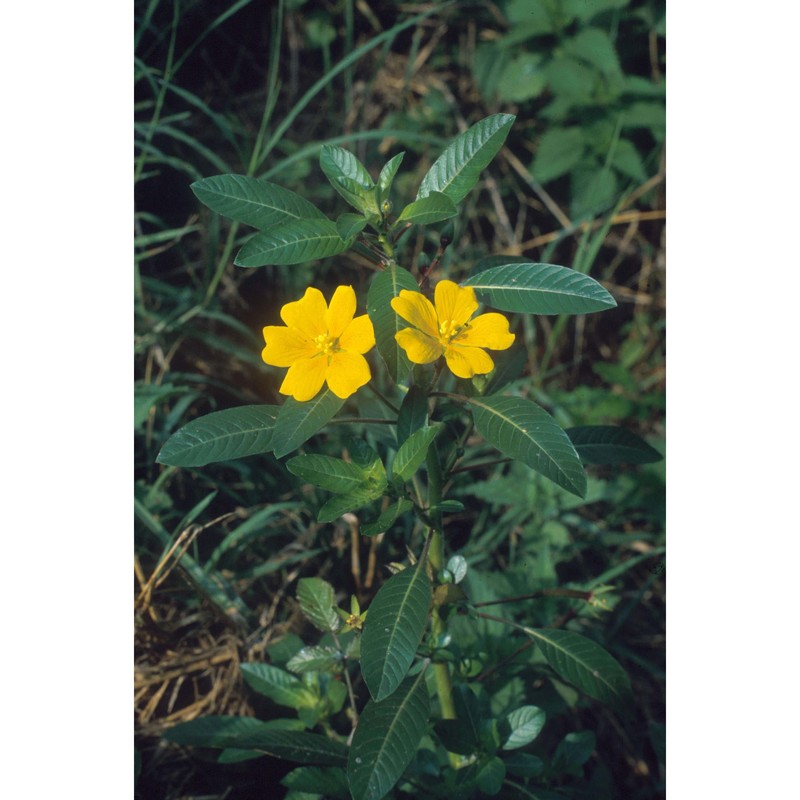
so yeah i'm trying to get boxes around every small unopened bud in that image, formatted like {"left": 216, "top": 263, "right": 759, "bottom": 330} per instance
{"left": 382, "top": 199, "right": 392, "bottom": 216}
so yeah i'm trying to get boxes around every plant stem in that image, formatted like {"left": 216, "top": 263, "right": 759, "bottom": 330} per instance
{"left": 424, "top": 444, "right": 458, "bottom": 767}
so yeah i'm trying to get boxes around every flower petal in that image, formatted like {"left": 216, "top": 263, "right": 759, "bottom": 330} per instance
{"left": 444, "top": 344, "right": 495, "bottom": 378}
{"left": 262, "top": 326, "right": 316, "bottom": 367}
{"left": 457, "top": 312, "right": 515, "bottom": 351}
{"left": 395, "top": 328, "right": 442, "bottom": 365}
{"left": 338, "top": 313, "right": 375, "bottom": 354}
{"left": 280, "top": 287, "right": 327, "bottom": 340}
{"left": 279, "top": 355, "right": 328, "bottom": 402}
{"left": 326, "top": 352, "right": 371, "bottom": 398}
{"left": 434, "top": 281, "right": 478, "bottom": 327}
{"left": 391, "top": 290, "right": 439, "bottom": 338}
{"left": 326, "top": 285, "right": 356, "bottom": 338}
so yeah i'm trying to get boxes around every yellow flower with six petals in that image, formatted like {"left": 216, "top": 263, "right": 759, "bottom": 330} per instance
{"left": 391, "top": 280, "right": 515, "bottom": 378}
{"left": 262, "top": 285, "right": 375, "bottom": 402}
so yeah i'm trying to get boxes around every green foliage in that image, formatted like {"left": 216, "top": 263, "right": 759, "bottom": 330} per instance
{"left": 138, "top": 10, "right": 664, "bottom": 790}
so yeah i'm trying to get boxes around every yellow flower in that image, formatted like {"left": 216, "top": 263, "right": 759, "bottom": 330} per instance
{"left": 262, "top": 285, "right": 375, "bottom": 401}
{"left": 391, "top": 280, "right": 515, "bottom": 378}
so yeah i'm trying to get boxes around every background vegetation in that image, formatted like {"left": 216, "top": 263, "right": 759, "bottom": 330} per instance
{"left": 134, "top": 1, "right": 665, "bottom": 797}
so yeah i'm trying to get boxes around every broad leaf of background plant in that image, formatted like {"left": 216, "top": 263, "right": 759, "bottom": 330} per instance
{"left": 416, "top": 113, "right": 516, "bottom": 204}
{"left": 163, "top": 717, "right": 347, "bottom": 765}
{"left": 282, "top": 766, "right": 350, "bottom": 799}
{"left": 566, "top": 425, "right": 662, "bottom": 464}
{"left": 347, "top": 670, "right": 431, "bottom": 800}
{"left": 502, "top": 706, "right": 546, "bottom": 750}
{"left": 531, "top": 127, "right": 587, "bottom": 184}
{"left": 525, "top": 628, "right": 633, "bottom": 710}
{"left": 235, "top": 218, "right": 348, "bottom": 267}
{"left": 361, "top": 563, "right": 432, "bottom": 701}
{"left": 271, "top": 391, "right": 344, "bottom": 459}
{"left": 191, "top": 174, "right": 325, "bottom": 229}
{"left": 367, "top": 265, "right": 418, "bottom": 384}
{"left": 470, "top": 395, "right": 587, "bottom": 497}
{"left": 287, "top": 454, "right": 369, "bottom": 493}
{"left": 157, "top": 405, "right": 280, "bottom": 467}
{"left": 462, "top": 262, "right": 616, "bottom": 315}
{"left": 296, "top": 577, "right": 341, "bottom": 633}
{"left": 392, "top": 424, "right": 442, "bottom": 482}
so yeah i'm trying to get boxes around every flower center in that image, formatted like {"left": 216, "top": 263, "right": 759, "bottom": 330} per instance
{"left": 438, "top": 319, "right": 468, "bottom": 343}
{"left": 313, "top": 332, "right": 340, "bottom": 356}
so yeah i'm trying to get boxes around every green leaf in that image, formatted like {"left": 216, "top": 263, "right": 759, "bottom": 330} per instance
{"left": 396, "top": 385, "right": 429, "bottom": 446}
{"left": 367, "top": 265, "right": 419, "bottom": 384}
{"left": 286, "top": 645, "right": 343, "bottom": 674}
{"left": 502, "top": 706, "right": 546, "bottom": 750}
{"left": 317, "top": 482, "right": 386, "bottom": 524}
{"left": 416, "top": 114, "right": 515, "bottom": 204}
{"left": 566, "top": 426, "right": 662, "bottom": 465}
{"left": 360, "top": 498, "right": 414, "bottom": 537}
{"left": 271, "top": 391, "right": 345, "bottom": 459}
{"left": 446, "top": 555, "right": 468, "bottom": 584}
{"left": 392, "top": 424, "right": 443, "bottom": 482}
{"left": 164, "top": 718, "right": 346, "bottom": 765}
{"left": 296, "top": 577, "right": 342, "bottom": 633}
{"left": 498, "top": 54, "right": 547, "bottom": 103}
{"left": 524, "top": 628, "right": 632, "bottom": 709}
{"left": 378, "top": 152, "right": 405, "bottom": 197}
{"left": 156, "top": 405, "right": 280, "bottom": 467}
{"left": 191, "top": 174, "right": 325, "bottom": 229}
{"left": 240, "top": 663, "right": 318, "bottom": 709}
{"left": 282, "top": 766, "right": 350, "bottom": 799}
{"left": 361, "top": 564, "right": 432, "bottom": 701}
{"left": 287, "top": 454, "right": 369, "bottom": 493}
{"left": 462, "top": 262, "right": 616, "bottom": 315}
{"left": 470, "top": 394, "right": 587, "bottom": 497}
{"left": 347, "top": 671, "right": 431, "bottom": 800}
{"left": 552, "top": 730, "right": 596, "bottom": 776}
{"left": 320, "top": 145, "right": 379, "bottom": 215}
{"left": 396, "top": 191, "right": 458, "bottom": 226}
{"left": 235, "top": 218, "right": 348, "bottom": 267}
{"left": 336, "top": 212, "right": 369, "bottom": 242}
{"left": 435, "top": 719, "right": 480, "bottom": 755}
{"left": 476, "top": 756, "right": 506, "bottom": 795}
{"left": 531, "top": 127, "right": 587, "bottom": 184}
{"left": 563, "top": 28, "right": 622, "bottom": 78}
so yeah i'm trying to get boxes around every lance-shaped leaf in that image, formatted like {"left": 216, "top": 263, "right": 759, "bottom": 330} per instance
{"left": 347, "top": 670, "right": 431, "bottom": 800}
{"left": 235, "top": 218, "right": 349, "bottom": 267}
{"left": 416, "top": 114, "right": 515, "bottom": 204}
{"left": 163, "top": 717, "right": 347, "bottom": 765}
{"left": 283, "top": 766, "right": 350, "bottom": 799}
{"left": 164, "top": 715, "right": 312, "bottom": 752}
{"left": 336, "top": 212, "right": 369, "bottom": 242}
{"left": 396, "top": 385, "right": 429, "bottom": 447}
{"left": 360, "top": 498, "right": 414, "bottom": 537}
{"left": 524, "top": 627, "right": 633, "bottom": 710}
{"left": 361, "top": 563, "right": 432, "bottom": 701}
{"left": 392, "top": 424, "right": 443, "bottom": 482}
{"left": 271, "top": 390, "right": 344, "bottom": 459}
{"left": 470, "top": 395, "right": 586, "bottom": 497}
{"left": 377, "top": 152, "right": 405, "bottom": 204}
{"left": 317, "top": 482, "right": 387, "bottom": 524}
{"left": 286, "top": 645, "right": 343, "bottom": 675}
{"left": 320, "top": 145, "right": 379, "bottom": 215}
{"left": 396, "top": 192, "right": 458, "bottom": 226}
{"left": 461, "top": 262, "right": 616, "bottom": 314}
{"left": 191, "top": 174, "right": 325, "bottom": 229}
{"left": 367, "top": 265, "right": 419, "bottom": 384}
{"left": 296, "top": 577, "right": 341, "bottom": 633}
{"left": 287, "top": 454, "right": 369, "bottom": 494}
{"left": 566, "top": 426, "right": 663, "bottom": 465}
{"left": 157, "top": 405, "right": 280, "bottom": 467}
